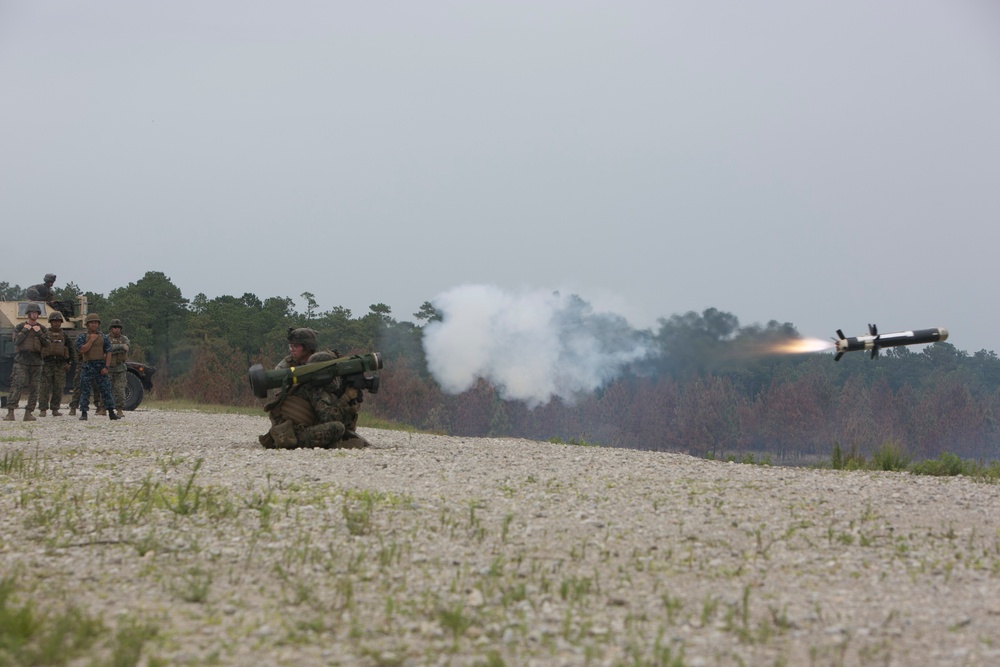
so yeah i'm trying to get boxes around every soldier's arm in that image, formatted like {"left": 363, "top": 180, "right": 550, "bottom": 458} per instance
{"left": 77, "top": 333, "right": 96, "bottom": 353}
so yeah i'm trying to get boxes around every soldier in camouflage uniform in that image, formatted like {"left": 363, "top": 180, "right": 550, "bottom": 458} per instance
{"left": 25, "top": 273, "right": 57, "bottom": 302}
{"left": 74, "top": 313, "right": 119, "bottom": 421}
{"left": 106, "top": 319, "right": 130, "bottom": 418}
{"left": 4, "top": 303, "right": 49, "bottom": 421}
{"left": 258, "top": 350, "right": 368, "bottom": 449}
{"left": 38, "top": 311, "right": 72, "bottom": 417}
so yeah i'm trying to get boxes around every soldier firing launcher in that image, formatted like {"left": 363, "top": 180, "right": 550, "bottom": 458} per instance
{"left": 248, "top": 352, "right": 383, "bottom": 400}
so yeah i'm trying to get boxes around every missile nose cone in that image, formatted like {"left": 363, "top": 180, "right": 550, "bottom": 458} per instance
{"left": 938, "top": 328, "right": 949, "bottom": 342}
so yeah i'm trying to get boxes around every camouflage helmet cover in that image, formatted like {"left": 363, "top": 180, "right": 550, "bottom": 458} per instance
{"left": 287, "top": 327, "right": 318, "bottom": 351}
{"left": 109, "top": 319, "right": 123, "bottom": 328}
{"left": 44, "top": 273, "right": 57, "bottom": 283}
{"left": 307, "top": 350, "right": 338, "bottom": 364}
{"left": 25, "top": 303, "right": 42, "bottom": 315}
{"left": 85, "top": 313, "right": 101, "bottom": 323}
{"left": 47, "top": 311, "right": 64, "bottom": 322}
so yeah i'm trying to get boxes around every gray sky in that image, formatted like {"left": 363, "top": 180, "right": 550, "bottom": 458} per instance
{"left": 3, "top": 1, "right": 999, "bottom": 354}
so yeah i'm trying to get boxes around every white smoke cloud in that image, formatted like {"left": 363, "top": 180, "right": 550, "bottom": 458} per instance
{"left": 422, "top": 284, "right": 654, "bottom": 408}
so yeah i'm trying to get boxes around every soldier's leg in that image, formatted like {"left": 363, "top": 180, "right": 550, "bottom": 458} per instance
{"left": 48, "top": 365, "right": 64, "bottom": 415}
{"left": 24, "top": 365, "right": 41, "bottom": 412}
{"left": 37, "top": 365, "right": 50, "bottom": 416}
{"left": 299, "top": 421, "right": 346, "bottom": 449}
{"left": 112, "top": 370, "right": 126, "bottom": 415}
{"left": 39, "top": 364, "right": 57, "bottom": 412}
{"left": 3, "top": 364, "right": 22, "bottom": 419}
{"left": 97, "top": 374, "right": 118, "bottom": 420}
{"left": 50, "top": 364, "right": 65, "bottom": 413}
{"left": 70, "top": 361, "right": 82, "bottom": 414}
{"left": 7, "top": 363, "right": 28, "bottom": 410}
{"left": 94, "top": 375, "right": 105, "bottom": 414}
{"left": 78, "top": 364, "right": 94, "bottom": 416}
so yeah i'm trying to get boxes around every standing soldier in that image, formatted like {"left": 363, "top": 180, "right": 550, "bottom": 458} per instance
{"left": 106, "top": 319, "right": 130, "bottom": 418}
{"left": 67, "top": 341, "right": 102, "bottom": 416}
{"left": 74, "top": 313, "right": 119, "bottom": 421}
{"left": 4, "top": 303, "right": 48, "bottom": 421}
{"left": 38, "top": 311, "right": 72, "bottom": 417}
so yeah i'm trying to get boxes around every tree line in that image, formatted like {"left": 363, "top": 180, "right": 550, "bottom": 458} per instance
{"left": 4, "top": 272, "right": 998, "bottom": 461}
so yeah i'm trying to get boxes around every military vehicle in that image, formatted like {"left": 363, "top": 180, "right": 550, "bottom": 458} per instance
{"left": 0, "top": 297, "right": 156, "bottom": 410}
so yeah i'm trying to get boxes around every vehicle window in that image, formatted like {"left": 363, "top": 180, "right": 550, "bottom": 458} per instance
{"left": 17, "top": 303, "right": 48, "bottom": 318}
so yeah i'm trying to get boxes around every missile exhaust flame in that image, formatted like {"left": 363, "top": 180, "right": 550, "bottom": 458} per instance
{"left": 764, "top": 338, "right": 835, "bottom": 355}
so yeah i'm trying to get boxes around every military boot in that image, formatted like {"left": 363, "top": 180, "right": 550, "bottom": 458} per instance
{"left": 79, "top": 411, "right": 88, "bottom": 421}
{"left": 108, "top": 410, "right": 120, "bottom": 421}
{"left": 39, "top": 410, "right": 47, "bottom": 417}
{"left": 96, "top": 407, "right": 107, "bottom": 416}
{"left": 23, "top": 411, "right": 36, "bottom": 422}
{"left": 51, "top": 409, "right": 62, "bottom": 417}
{"left": 69, "top": 407, "right": 77, "bottom": 416}
{"left": 115, "top": 409, "right": 124, "bottom": 418}
{"left": 3, "top": 409, "right": 14, "bottom": 421}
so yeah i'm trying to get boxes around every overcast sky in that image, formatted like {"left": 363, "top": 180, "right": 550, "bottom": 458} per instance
{"left": 3, "top": 1, "right": 999, "bottom": 354}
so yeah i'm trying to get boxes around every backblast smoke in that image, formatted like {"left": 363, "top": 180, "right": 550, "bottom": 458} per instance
{"left": 422, "top": 285, "right": 653, "bottom": 408}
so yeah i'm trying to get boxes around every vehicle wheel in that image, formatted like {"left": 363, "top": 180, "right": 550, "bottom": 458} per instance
{"left": 124, "top": 372, "right": 144, "bottom": 411}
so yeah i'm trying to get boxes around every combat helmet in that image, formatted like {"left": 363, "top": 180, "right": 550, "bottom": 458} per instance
{"left": 109, "top": 318, "right": 123, "bottom": 328}
{"left": 85, "top": 313, "right": 101, "bottom": 324}
{"left": 287, "top": 327, "right": 318, "bottom": 351}
{"left": 307, "top": 350, "right": 339, "bottom": 364}
{"left": 47, "top": 311, "right": 64, "bottom": 322}
{"left": 25, "top": 303, "right": 42, "bottom": 315}
{"left": 44, "top": 273, "right": 57, "bottom": 283}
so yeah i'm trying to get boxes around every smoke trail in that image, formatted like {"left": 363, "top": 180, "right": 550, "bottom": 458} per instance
{"left": 422, "top": 284, "right": 653, "bottom": 408}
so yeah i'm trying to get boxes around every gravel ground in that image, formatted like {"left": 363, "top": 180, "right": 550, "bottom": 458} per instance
{"left": 2, "top": 407, "right": 1000, "bottom": 666}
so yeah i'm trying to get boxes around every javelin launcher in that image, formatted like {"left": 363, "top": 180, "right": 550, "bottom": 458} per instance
{"left": 248, "top": 352, "right": 383, "bottom": 400}
{"left": 833, "top": 325, "right": 948, "bottom": 361}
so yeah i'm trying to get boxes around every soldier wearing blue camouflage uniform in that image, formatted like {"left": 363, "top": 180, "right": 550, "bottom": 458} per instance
{"left": 259, "top": 350, "right": 368, "bottom": 449}
{"left": 106, "top": 319, "right": 130, "bottom": 418}
{"left": 74, "top": 313, "right": 119, "bottom": 421}
{"left": 38, "top": 311, "right": 72, "bottom": 417}
{"left": 4, "top": 303, "right": 49, "bottom": 422}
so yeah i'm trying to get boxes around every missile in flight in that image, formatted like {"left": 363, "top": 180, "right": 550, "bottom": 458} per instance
{"left": 833, "top": 324, "right": 948, "bottom": 361}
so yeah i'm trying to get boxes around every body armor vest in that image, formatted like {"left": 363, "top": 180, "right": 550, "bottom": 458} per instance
{"left": 16, "top": 326, "right": 44, "bottom": 353}
{"left": 44, "top": 331, "right": 70, "bottom": 359}
{"left": 81, "top": 334, "right": 106, "bottom": 362}
{"left": 108, "top": 335, "right": 127, "bottom": 366}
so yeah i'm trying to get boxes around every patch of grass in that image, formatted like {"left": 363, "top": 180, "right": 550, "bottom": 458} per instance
{"left": 0, "top": 572, "right": 103, "bottom": 665}
{"left": 871, "top": 440, "right": 911, "bottom": 472}
{"left": 141, "top": 397, "right": 263, "bottom": 415}
{"left": 548, "top": 436, "right": 600, "bottom": 447}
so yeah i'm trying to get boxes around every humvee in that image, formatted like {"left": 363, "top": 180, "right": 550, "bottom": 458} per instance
{"left": 0, "top": 297, "right": 155, "bottom": 410}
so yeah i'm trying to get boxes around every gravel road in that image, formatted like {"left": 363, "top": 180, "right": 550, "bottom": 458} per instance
{"left": 2, "top": 408, "right": 999, "bottom": 666}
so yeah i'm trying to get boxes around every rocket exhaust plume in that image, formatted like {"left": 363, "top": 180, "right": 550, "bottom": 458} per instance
{"left": 422, "top": 285, "right": 653, "bottom": 408}
{"left": 761, "top": 337, "right": 835, "bottom": 355}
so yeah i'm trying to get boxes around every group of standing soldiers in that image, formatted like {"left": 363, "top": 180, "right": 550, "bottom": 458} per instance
{"left": 4, "top": 274, "right": 130, "bottom": 422}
